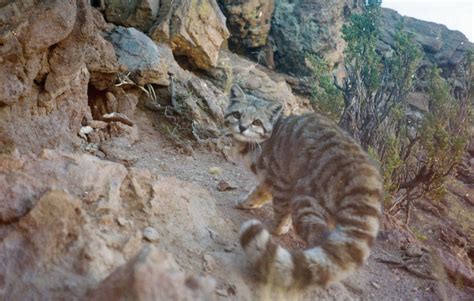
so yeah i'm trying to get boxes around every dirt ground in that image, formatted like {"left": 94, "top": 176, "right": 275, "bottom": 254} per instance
{"left": 106, "top": 108, "right": 473, "bottom": 301}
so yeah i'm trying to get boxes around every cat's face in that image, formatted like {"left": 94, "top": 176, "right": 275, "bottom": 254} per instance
{"left": 224, "top": 85, "right": 283, "bottom": 143}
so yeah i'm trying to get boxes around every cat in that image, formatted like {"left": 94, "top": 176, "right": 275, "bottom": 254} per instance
{"left": 224, "top": 84, "right": 383, "bottom": 288}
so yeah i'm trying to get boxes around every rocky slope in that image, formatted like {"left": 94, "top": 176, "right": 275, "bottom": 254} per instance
{"left": 221, "top": 1, "right": 473, "bottom": 95}
{"left": 0, "top": 0, "right": 473, "bottom": 300}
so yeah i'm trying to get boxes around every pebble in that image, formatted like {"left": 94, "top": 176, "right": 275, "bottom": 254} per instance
{"left": 79, "top": 126, "right": 93, "bottom": 135}
{"left": 203, "top": 254, "right": 216, "bottom": 272}
{"left": 223, "top": 245, "right": 235, "bottom": 252}
{"left": 216, "top": 289, "right": 228, "bottom": 297}
{"left": 143, "top": 227, "right": 159, "bottom": 242}
{"left": 371, "top": 281, "right": 380, "bottom": 289}
{"left": 116, "top": 217, "right": 128, "bottom": 226}
{"left": 208, "top": 167, "right": 221, "bottom": 176}
{"left": 217, "top": 180, "right": 237, "bottom": 191}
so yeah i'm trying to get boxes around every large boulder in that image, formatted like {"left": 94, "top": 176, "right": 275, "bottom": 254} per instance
{"left": 269, "top": 0, "right": 356, "bottom": 76}
{"left": 0, "top": 150, "right": 229, "bottom": 300}
{"left": 149, "top": 49, "right": 310, "bottom": 144}
{"left": 103, "top": 0, "right": 160, "bottom": 32}
{"left": 0, "top": 0, "right": 124, "bottom": 154}
{"left": 105, "top": 26, "right": 173, "bottom": 86}
{"left": 87, "top": 247, "right": 216, "bottom": 301}
{"left": 0, "top": 149, "right": 128, "bottom": 224}
{"left": 209, "top": 50, "right": 311, "bottom": 115}
{"left": 219, "top": 0, "right": 275, "bottom": 49}
{"left": 149, "top": 0, "right": 230, "bottom": 70}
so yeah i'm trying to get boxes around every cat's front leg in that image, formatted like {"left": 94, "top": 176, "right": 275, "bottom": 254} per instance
{"left": 234, "top": 182, "right": 272, "bottom": 209}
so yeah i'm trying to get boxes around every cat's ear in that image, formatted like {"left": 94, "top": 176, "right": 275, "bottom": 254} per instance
{"left": 230, "top": 84, "right": 246, "bottom": 103}
{"left": 269, "top": 102, "right": 283, "bottom": 121}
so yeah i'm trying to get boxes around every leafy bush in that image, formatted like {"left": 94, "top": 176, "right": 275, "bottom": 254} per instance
{"left": 307, "top": 55, "right": 343, "bottom": 121}
{"left": 309, "top": 4, "right": 472, "bottom": 211}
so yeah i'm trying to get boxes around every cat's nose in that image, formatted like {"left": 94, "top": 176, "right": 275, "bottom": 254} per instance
{"left": 239, "top": 125, "right": 248, "bottom": 133}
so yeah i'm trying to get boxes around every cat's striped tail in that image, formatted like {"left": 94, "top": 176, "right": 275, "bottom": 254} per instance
{"left": 239, "top": 189, "right": 382, "bottom": 288}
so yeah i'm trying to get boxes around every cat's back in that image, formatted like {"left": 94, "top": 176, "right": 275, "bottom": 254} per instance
{"left": 268, "top": 113, "right": 358, "bottom": 153}
{"left": 261, "top": 112, "right": 381, "bottom": 196}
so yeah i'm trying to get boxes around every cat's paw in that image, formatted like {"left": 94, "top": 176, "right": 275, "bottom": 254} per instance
{"left": 233, "top": 198, "right": 265, "bottom": 210}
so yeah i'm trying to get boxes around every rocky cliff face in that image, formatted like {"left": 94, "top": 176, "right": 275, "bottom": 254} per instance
{"left": 221, "top": 1, "right": 472, "bottom": 94}
{"left": 379, "top": 8, "right": 473, "bottom": 96}
{"left": 219, "top": 0, "right": 361, "bottom": 75}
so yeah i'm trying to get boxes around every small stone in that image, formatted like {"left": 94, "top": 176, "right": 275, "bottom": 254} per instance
{"left": 101, "top": 112, "right": 134, "bottom": 126}
{"left": 223, "top": 245, "right": 234, "bottom": 253}
{"left": 371, "top": 281, "right": 380, "bottom": 289}
{"left": 216, "top": 289, "right": 228, "bottom": 297}
{"left": 143, "top": 227, "right": 159, "bottom": 242}
{"left": 79, "top": 126, "right": 94, "bottom": 139}
{"left": 203, "top": 254, "right": 216, "bottom": 272}
{"left": 117, "top": 217, "right": 128, "bottom": 226}
{"left": 87, "top": 120, "right": 108, "bottom": 129}
{"left": 227, "top": 284, "right": 237, "bottom": 296}
{"left": 208, "top": 167, "right": 221, "bottom": 176}
{"left": 217, "top": 180, "right": 237, "bottom": 192}
{"left": 405, "top": 243, "right": 423, "bottom": 257}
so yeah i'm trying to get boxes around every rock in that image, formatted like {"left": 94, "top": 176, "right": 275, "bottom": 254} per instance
{"left": 143, "top": 227, "right": 159, "bottom": 242}
{"left": 88, "top": 87, "right": 139, "bottom": 126}
{"left": 404, "top": 243, "right": 424, "bottom": 258}
{"left": 439, "top": 225, "right": 468, "bottom": 248}
{"left": 104, "top": 0, "right": 160, "bottom": 32}
{"left": 122, "top": 231, "right": 144, "bottom": 258}
{"left": 268, "top": 0, "right": 355, "bottom": 76}
{"left": 0, "top": 150, "right": 128, "bottom": 215}
{"left": 217, "top": 180, "right": 236, "bottom": 191}
{"left": 149, "top": 0, "right": 230, "bottom": 70}
{"left": 208, "top": 167, "right": 222, "bottom": 176}
{"left": 223, "top": 245, "right": 235, "bottom": 253}
{"left": 79, "top": 126, "right": 94, "bottom": 139}
{"left": 215, "top": 289, "right": 228, "bottom": 297}
{"left": 203, "top": 254, "right": 217, "bottom": 272}
{"left": 21, "top": 0, "right": 77, "bottom": 51}
{"left": 101, "top": 112, "right": 135, "bottom": 127}
{"left": 0, "top": 189, "right": 107, "bottom": 300}
{"left": 108, "top": 87, "right": 140, "bottom": 119}
{"left": 379, "top": 8, "right": 473, "bottom": 95}
{"left": 105, "top": 26, "right": 173, "bottom": 86}
{"left": 0, "top": 157, "right": 43, "bottom": 223}
{"left": 0, "top": 0, "right": 99, "bottom": 154}
{"left": 435, "top": 249, "right": 474, "bottom": 288}
{"left": 87, "top": 246, "right": 216, "bottom": 301}
{"left": 88, "top": 120, "right": 109, "bottom": 130}
{"left": 80, "top": 232, "right": 126, "bottom": 280}
{"left": 380, "top": 8, "right": 472, "bottom": 68}
{"left": 0, "top": 150, "right": 229, "bottom": 299}
{"left": 163, "top": 73, "right": 229, "bottom": 141}
{"left": 209, "top": 50, "right": 311, "bottom": 115}
{"left": 85, "top": 30, "right": 122, "bottom": 90}
{"left": 219, "top": 0, "right": 275, "bottom": 48}
{"left": 121, "top": 169, "right": 229, "bottom": 251}
{"left": 99, "top": 137, "right": 140, "bottom": 164}
{"left": 371, "top": 281, "right": 380, "bottom": 289}
{"left": 116, "top": 216, "right": 128, "bottom": 226}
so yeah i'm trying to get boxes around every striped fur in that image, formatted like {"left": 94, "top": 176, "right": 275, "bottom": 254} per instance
{"left": 225, "top": 85, "right": 383, "bottom": 288}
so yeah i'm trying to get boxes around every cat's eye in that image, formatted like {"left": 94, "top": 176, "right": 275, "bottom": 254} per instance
{"left": 252, "top": 120, "right": 262, "bottom": 126}
{"left": 232, "top": 112, "right": 241, "bottom": 119}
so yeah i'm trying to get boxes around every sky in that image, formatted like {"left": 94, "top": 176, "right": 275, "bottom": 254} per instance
{"left": 382, "top": 0, "right": 473, "bottom": 42}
